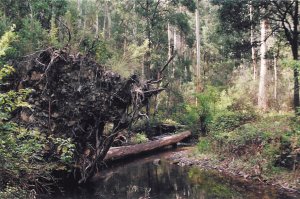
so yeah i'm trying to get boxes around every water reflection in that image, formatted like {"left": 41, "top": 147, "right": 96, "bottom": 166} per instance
{"left": 50, "top": 153, "right": 298, "bottom": 199}
{"left": 90, "top": 160, "right": 294, "bottom": 199}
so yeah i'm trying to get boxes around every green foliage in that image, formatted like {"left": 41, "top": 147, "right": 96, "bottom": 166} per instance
{"left": 0, "top": 25, "right": 16, "bottom": 57}
{"left": 181, "top": 86, "right": 219, "bottom": 134}
{"left": 197, "top": 138, "right": 211, "bottom": 153}
{"left": 50, "top": 136, "right": 75, "bottom": 164}
{"left": 0, "top": 29, "right": 47, "bottom": 194}
{"left": 210, "top": 111, "right": 256, "bottom": 133}
{"left": 163, "top": 118, "right": 179, "bottom": 126}
{"left": 0, "top": 186, "right": 29, "bottom": 199}
{"left": 0, "top": 28, "right": 75, "bottom": 194}
{"left": 131, "top": 133, "right": 149, "bottom": 144}
{"left": 95, "top": 39, "right": 113, "bottom": 65}
{"left": 108, "top": 40, "right": 148, "bottom": 77}
{"left": 49, "top": 16, "right": 59, "bottom": 47}
{"left": 0, "top": 64, "right": 14, "bottom": 82}
{"left": 16, "top": 17, "right": 48, "bottom": 55}
{"left": 169, "top": 13, "right": 191, "bottom": 35}
{"left": 280, "top": 59, "right": 300, "bottom": 69}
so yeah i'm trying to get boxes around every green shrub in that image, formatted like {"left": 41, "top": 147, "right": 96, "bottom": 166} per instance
{"left": 0, "top": 186, "right": 29, "bottom": 199}
{"left": 180, "top": 86, "right": 220, "bottom": 134}
{"left": 197, "top": 138, "right": 211, "bottom": 153}
{"left": 0, "top": 27, "right": 75, "bottom": 195}
{"left": 131, "top": 133, "right": 149, "bottom": 144}
{"left": 210, "top": 111, "right": 256, "bottom": 133}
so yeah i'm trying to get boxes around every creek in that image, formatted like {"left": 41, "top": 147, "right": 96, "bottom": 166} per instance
{"left": 50, "top": 148, "right": 298, "bottom": 199}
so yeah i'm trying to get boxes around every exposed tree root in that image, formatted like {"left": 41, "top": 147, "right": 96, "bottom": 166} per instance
{"left": 14, "top": 47, "right": 167, "bottom": 183}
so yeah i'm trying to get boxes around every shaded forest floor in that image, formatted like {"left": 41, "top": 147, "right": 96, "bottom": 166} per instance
{"left": 168, "top": 112, "right": 300, "bottom": 195}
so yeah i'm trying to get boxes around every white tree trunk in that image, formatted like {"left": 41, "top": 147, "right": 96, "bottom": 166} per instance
{"left": 250, "top": 1, "right": 257, "bottom": 80}
{"left": 95, "top": 0, "right": 100, "bottom": 37}
{"left": 168, "top": 23, "right": 172, "bottom": 59}
{"left": 195, "top": 0, "right": 201, "bottom": 93}
{"left": 103, "top": 0, "right": 107, "bottom": 39}
{"left": 107, "top": 2, "right": 111, "bottom": 39}
{"left": 172, "top": 28, "right": 177, "bottom": 78}
{"left": 258, "top": 19, "right": 268, "bottom": 110}
{"left": 274, "top": 54, "right": 278, "bottom": 100}
{"left": 77, "top": 0, "right": 82, "bottom": 27}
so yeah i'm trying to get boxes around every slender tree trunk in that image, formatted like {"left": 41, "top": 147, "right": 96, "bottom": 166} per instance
{"left": 95, "top": 12, "right": 99, "bottom": 36}
{"left": 107, "top": 2, "right": 111, "bottom": 39}
{"left": 258, "top": 18, "right": 268, "bottom": 111}
{"left": 195, "top": 0, "right": 201, "bottom": 106}
{"left": 292, "top": 0, "right": 299, "bottom": 114}
{"left": 273, "top": 54, "right": 278, "bottom": 100}
{"left": 77, "top": 0, "right": 82, "bottom": 27}
{"left": 95, "top": 0, "right": 100, "bottom": 37}
{"left": 172, "top": 28, "right": 177, "bottom": 78}
{"left": 250, "top": 1, "right": 257, "bottom": 80}
{"left": 154, "top": 22, "right": 172, "bottom": 116}
{"left": 168, "top": 23, "right": 172, "bottom": 60}
{"left": 195, "top": 0, "right": 201, "bottom": 93}
{"left": 103, "top": 0, "right": 107, "bottom": 40}
{"left": 143, "top": 0, "right": 151, "bottom": 80}
{"left": 123, "top": 36, "right": 127, "bottom": 56}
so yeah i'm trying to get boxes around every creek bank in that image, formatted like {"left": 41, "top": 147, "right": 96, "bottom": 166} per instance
{"left": 167, "top": 147, "right": 300, "bottom": 197}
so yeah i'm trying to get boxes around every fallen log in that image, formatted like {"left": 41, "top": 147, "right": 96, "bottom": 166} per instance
{"left": 104, "top": 131, "right": 191, "bottom": 161}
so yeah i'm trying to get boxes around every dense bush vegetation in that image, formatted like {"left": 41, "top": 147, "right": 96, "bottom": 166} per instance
{"left": 0, "top": 28, "right": 75, "bottom": 197}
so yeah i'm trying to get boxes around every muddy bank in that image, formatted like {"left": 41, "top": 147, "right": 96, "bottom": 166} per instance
{"left": 167, "top": 147, "right": 300, "bottom": 198}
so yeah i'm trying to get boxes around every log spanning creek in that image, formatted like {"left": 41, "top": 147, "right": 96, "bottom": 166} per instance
{"left": 50, "top": 148, "right": 297, "bottom": 199}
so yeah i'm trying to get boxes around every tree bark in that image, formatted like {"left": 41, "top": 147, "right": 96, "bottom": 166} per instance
{"left": 107, "top": 1, "right": 111, "bottom": 39}
{"left": 143, "top": 0, "right": 152, "bottom": 80}
{"left": 258, "top": 18, "right": 268, "bottom": 111}
{"left": 292, "top": 0, "right": 299, "bottom": 114}
{"left": 172, "top": 28, "right": 177, "bottom": 78}
{"left": 168, "top": 23, "right": 172, "bottom": 60}
{"left": 95, "top": 0, "right": 100, "bottom": 37}
{"left": 77, "top": 0, "right": 82, "bottom": 28}
{"left": 250, "top": 0, "right": 257, "bottom": 80}
{"left": 195, "top": 0, "right": 201, "bottom": 93}
{"left": 274, "top": 54, "right": 278, "bottom": 100}
{"left": 103, "top": 0, "right": 107, "bottom": 40}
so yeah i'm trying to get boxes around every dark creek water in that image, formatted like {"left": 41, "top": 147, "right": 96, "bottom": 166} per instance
{"left": 51, "top": 149, "right": 298, "bottom": 199}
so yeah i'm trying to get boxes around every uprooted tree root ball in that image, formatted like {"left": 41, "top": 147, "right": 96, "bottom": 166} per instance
{"left": 14, "top": 47, "right": 165, "bottom": 183}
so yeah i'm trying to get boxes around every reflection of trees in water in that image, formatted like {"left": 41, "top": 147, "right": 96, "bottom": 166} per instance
{"left": 94, "top": 161, "right": 222, "bottom": 199}
{"left": 93, "top": 161, "right": 290, "bottom": 199}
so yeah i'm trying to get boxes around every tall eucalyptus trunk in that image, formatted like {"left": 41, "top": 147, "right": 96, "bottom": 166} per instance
{"left": 250, "top": 0, "right": 257, "bottom": 80}
{"left": 258, "top": 18, "right": 268, "bottom": 111}
{"left": 273, "top": 54, "right": 278, "bottom": 100}
{"left": 195, "top": 0, "right": 201, "bottom": 93}
{"left": 77, "top": 0, "right": 82, "bottom": 27}
{"left": 292, "top": 0, "right": 299, "bottom": 114}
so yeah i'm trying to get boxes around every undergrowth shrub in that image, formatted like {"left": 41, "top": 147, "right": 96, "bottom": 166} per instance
{"left": 197, "top": 138, "right": 211, "bottom": 153}
{"left": 0, "top": 27, "right": 75, "bottom": 196}
{"left": 131, "top": 133, "right": 148, "bottom": 144}
{"left": 180, "top": 86, "right": 219, "bottom": 135}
